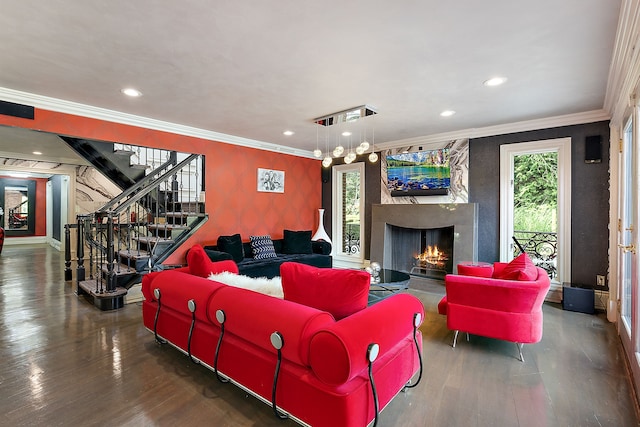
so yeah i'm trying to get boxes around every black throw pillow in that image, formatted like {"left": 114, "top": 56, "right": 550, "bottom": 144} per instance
{"left": 282, "top": 229, "right": 313, "bottom": 254}
{"left": 217, "top": 234, "right": 244, "bottom": 263}
{"left": 203, "top": 248, "right": 234, "bottom": 262}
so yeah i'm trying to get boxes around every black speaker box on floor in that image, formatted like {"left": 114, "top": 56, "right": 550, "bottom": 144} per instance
{"left": 562, "top": 284, "right": 595, "bottom": 314}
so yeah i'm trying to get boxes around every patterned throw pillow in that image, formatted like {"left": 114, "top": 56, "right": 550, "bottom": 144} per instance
{"left": 249, "top": 235, "right": 278, "bottom": 260}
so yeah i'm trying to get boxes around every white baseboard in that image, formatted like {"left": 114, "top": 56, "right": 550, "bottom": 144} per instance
{"left": 331, "top": 258, "right": 365, "bottom": 270}
{"left": 5, "top": 236, "right": 48, "bottom": 245}
{"left": 546, "top": 282, "right": 563, "bottom": 303}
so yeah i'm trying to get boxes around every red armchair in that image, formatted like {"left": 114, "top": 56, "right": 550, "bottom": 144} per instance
{"left": 438, "top": 261, "right": 551, "bottom": 361}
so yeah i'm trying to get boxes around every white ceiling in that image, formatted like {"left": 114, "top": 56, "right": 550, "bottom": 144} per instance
{"left": 0, "top": 1, "right": 623, "bottom": 161}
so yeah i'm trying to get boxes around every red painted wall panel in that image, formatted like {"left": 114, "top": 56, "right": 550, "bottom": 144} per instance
{"left": 0, "top": 109, "right": 322, "bottom": 263}
{"left": 35, "top": 178, "right": 47, "bottom": 236}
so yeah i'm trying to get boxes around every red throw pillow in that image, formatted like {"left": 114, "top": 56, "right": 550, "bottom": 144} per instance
{"left": 280, "top": 262, "right": 370, "bottom": 320}
{"left": 187, "top": 244, "right": 239, "bottom": 277}
{"left": 493, "top": 253, "right": 537, "bottom": 281}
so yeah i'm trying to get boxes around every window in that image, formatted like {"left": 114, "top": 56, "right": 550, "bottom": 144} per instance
{"left": 332, "top": 163, "right": 365, "bottom": 267}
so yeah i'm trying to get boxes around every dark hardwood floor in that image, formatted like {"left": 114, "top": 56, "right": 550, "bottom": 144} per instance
{"left": 1, "top": 244, "right": 638, "bottom": 426}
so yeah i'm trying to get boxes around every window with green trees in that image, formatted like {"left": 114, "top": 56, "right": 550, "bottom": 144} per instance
{"left": 341, "top": 169, "right": 361, "bottom": 255}
{"left": 513, "top": 152, "right": 558, "bottom": 234}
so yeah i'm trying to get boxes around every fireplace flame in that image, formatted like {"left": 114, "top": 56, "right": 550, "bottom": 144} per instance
{"left": 415, "top": 245, "right": 449, "bottom": 267}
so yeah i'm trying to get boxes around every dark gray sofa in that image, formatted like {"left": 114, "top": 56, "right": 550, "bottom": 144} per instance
{"left": 204, "top": 236, "right": 332, "bottom": 279}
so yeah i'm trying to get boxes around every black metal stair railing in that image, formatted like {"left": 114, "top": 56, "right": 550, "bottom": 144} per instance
{"left": 513, "top": 230, "right": 557, "bottom": 280}
{"left": 65, "top": 150, "right": 207, "bottom": 300}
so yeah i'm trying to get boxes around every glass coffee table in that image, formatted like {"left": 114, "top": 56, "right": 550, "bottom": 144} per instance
{"left": 368, "top": 269, "right": 411, "bottom": 304}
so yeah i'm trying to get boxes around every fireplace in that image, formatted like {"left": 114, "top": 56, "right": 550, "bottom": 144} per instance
{"left": 389, "top": 224, "right": 454, "bottom": 279}
{"left": 370, "top": 203, "right": 478, "bottom": 279}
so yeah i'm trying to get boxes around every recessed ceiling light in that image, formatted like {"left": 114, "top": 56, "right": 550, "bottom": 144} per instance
{"left": 121, "top": 87, "right": 142, "bottom": 97}
{"left": 440, "top": 110, "right": 456, "bottom": 117}
{"left": 283, "top": 130, "right": 294, "bottom": 136}
{"left": 33, "top": 151, "right": 42, "bottom": 155}
{"left": 483, "top": 77, "right": 507, "bottom": 87}
{"left": 342, "top": 131, "right": 352, "bottom": 137}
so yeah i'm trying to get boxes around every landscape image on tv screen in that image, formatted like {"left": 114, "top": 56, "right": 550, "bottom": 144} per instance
{"left": 386, "top": 148, "right": 450, "bottom": 196}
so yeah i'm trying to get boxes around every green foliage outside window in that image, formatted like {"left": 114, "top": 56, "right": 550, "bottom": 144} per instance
{"left": 513, "top": 152, "right": 557, "bottom": 233}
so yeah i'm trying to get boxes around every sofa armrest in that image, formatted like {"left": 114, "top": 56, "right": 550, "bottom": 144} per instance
{"left": 308, "top": 293, "right": 424, "bottom": 385}
{"left": 312, "top": 240, "right": 332, "bottom": 255}
{"left": 143, "top": 270, "right": 226, "bottom": 323}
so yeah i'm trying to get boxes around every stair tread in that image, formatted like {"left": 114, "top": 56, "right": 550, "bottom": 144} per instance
{"left": 78, "top": 280, "right": 128, "bottom": 297}
{"left": 113, "top": 149, "right": 134, "bottom": 156}
{"left": 100, "top": 264, "right": 138, "bottom": 274}
{"left": 118, "top": 249, "right": 151, "bottom": 259}
{"left": 132, "top": 236, "right": 173, "bottom": 244}
{"left": 147, "top": 223, "right": 190, "bottom": 230}
{"left": 163, "top": 211, "right": 205, "bottom": 218}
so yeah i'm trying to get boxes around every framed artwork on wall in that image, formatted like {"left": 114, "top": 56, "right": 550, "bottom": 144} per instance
{"left": 257, "top": 168, "right": 285, "bottom": 193}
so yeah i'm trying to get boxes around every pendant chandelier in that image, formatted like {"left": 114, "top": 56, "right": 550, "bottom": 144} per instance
{"left": 313, "top": 105, "right": 379, "bottom": 167}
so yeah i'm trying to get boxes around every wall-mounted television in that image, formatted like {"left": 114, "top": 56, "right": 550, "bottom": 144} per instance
{"left": 386, "top": 148, "right": 450, "bottom": 196}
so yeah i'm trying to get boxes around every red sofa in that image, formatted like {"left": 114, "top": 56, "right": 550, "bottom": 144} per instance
{"left": 141, "top": 258, "right": 424, "bottom": 427}
{"left": 438, "top": 258, "right": 551, "bottom": 361}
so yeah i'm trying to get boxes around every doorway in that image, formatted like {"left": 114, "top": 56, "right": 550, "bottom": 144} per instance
{"left": 500, "top": 138, "right": 572, "bottom": 292}
{"left": 0, "top": 178, "right": 36, "bottom": 236}
{"left": 332, "top": 162, "right": 365, "bottom": 268}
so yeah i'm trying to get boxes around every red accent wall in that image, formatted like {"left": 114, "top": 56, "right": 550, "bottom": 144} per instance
{"left": 0, "top": 109, "right": 322, "bottom": 263}
{"left": 35, "top": 178, "right": 46, "bottom": 236}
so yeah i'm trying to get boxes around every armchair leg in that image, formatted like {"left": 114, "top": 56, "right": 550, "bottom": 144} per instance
{"left": 452, "top": 330, "right": 459, "bottom": 348}
{"left": 516, "top": 343, "right": 524, "bottom": 362}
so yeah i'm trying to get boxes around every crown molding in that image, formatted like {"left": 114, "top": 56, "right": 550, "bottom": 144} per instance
{"left": 377, "top": 109, "right": 611, "bottom": 150}
{"left": 604, "top": 0, "right": 640, "bottom": 126}
{"left": 0, "top": 87, "right": 612, "bottom": 159}
{"left": 0, "top": 87, "right": 315, "bottom": 159}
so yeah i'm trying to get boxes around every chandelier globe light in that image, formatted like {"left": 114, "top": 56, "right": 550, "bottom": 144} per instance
{"left": 314, "top": 105, "right": 379, "bottom": 166}
{"left": 313, "top": 125, "right": 323, "bottom": 158}
{"left": 367, "top": 124, "right": 378, "bottom": 162}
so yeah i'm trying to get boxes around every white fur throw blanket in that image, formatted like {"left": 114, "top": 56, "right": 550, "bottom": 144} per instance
{"left": 207, "top": 271, "right": 284, "bottom": 299}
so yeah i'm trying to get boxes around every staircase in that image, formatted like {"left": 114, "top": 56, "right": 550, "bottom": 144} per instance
{"left": 65, "top": 143, "right": 207, "bottom": 310}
